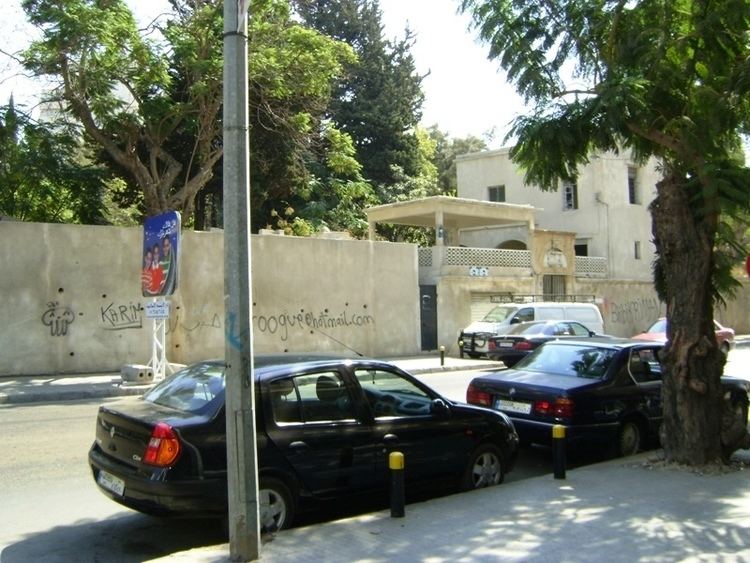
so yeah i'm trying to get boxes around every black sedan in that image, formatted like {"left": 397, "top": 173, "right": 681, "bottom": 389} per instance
{"left": 89, "top": 355, "right": 519, "bottom": 531}
{"left": 487, "top": 320, "right": 599, "bottom": 367}
{"left": 467, "top": 338, "right": 749, "bottom": 457}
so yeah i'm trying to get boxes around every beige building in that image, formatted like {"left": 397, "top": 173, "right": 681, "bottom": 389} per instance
{"left": 365, "top": 148, "right": 667, "bottom": 351}
{"left": 456, "top": 147, "right": 661, "bottom": 281}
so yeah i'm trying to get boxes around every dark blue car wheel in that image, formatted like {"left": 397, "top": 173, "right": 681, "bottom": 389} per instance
{"left": 617, "top": 421, "right": 642, "bottom": 457}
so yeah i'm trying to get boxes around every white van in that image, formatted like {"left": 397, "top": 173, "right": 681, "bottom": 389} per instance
{"left": 458, "top": 302, "right": 605, "bottom": 358}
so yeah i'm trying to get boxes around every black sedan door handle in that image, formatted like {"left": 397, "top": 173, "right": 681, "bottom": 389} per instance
{"left": 289, "top": 441, "right": 309, "bottom": 452}
{"left": 382, "top": 434, "right": 399, "bottom": 445}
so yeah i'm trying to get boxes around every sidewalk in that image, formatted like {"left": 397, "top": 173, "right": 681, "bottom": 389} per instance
{"left": 157, "top": 449, "right": 750, "bottom": 562}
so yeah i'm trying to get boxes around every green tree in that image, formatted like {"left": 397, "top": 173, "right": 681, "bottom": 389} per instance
{"left": 20, "top": 0, "right": 219, "bottom": 223}
{"left": 426, "top": 126, "right": 488, "bottom": 195}
{"left": 19, "top": 0, "right": 355, "bottom": 232}
{"left": 293, "top": 0, "right": 426, "bottom": 189}
{"left": 292, "top": 126, "right": 377, "bottom": 237}
{"left": 0, "top": 98, "right": 106, "bottom": 223}
{"left": 242, "top": 0, "right": 361, "bottom": 232}
{"left": 461, "top": 0, "right": 750, "bottom": 465}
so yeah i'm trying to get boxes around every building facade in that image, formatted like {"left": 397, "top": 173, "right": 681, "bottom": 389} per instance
{"left": 456, "top": 147, "right": 661, "bottom": 281}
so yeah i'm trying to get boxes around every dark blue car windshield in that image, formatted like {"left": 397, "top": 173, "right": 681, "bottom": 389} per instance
{"left": 516, "top": 344, "right": 617, "bottom": 378}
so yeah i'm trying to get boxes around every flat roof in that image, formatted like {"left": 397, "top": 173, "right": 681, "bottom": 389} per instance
{"left": 366, "top": 196, "right": 536, "bottom": 230}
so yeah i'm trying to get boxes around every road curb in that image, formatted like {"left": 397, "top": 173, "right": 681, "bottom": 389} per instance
{"left": 0, "top": 384, "right": 149, "bottom": 405}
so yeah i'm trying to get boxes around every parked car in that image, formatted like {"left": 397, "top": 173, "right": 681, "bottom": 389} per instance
{"left": 632, "top": 317, "right": 735, "bottom": 354}
{"left": 459, "top": 302, "right": 604, "bottom": 358}
{"left": 466, "top": 338, "right": 749, "bottom": 457}
{"left": 89, "top": 355, "right": 519, "bottom": 531}
{"left": 487, "top": 320, "right": 600, "bottom": 367}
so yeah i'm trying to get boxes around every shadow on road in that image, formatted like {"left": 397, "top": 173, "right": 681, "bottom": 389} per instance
{"left": 0, "top": 513, "right": 225, "bottom": 563}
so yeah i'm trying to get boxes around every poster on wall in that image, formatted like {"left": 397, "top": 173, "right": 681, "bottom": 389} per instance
{"left": 141, "top": 211, "right": 181, "bottom": 297}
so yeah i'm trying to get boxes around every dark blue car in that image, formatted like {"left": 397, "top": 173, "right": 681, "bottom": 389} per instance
{"left": 89, "top": 355, "right": 519, "bottom": 531}
{"left": 467, "top": 338, "right": 749, "bottom": 457}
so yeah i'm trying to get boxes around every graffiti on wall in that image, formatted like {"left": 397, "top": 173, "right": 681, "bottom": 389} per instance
{"left": 603, "top": 296, "right": 661, "bottom": 326}
{"left": 225, "top": 305, "right": 376, "bottom": 350}
{"left": 179, "top": 313, "right": 222, "bottom": 333}
{"left": 42, "top": 301, "right": 75, "bottom": 336}
{"left": 253, "top": 307, "right": 376, "bottom": 342}
{"left": 100, "top": 301, "right": 143, "bottom": 330}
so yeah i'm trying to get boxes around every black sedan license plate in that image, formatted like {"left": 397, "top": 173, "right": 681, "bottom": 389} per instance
{"left": 97, "top": 470, "right": 125, "bottom": 496}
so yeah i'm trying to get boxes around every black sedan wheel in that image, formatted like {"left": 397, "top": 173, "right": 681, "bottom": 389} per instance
{"left": 259, "top": 477, "right": 295, "bottom": 532}
{"left": 617, "top": 421, "right": 641, "bottom": 457}
{"left": 462, "top": 444, "right": 504, "bottom": 490}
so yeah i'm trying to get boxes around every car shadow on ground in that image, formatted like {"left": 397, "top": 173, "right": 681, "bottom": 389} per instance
{"left": 0, "top": 513, "right": 226, "bottom": 563}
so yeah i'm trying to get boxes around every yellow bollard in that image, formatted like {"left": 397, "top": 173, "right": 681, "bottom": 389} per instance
{"left": 389, "top": 451, "right": 405, "bottom": 517}
{"left": 553, "top": 425, "right": 566, "bottom": 479}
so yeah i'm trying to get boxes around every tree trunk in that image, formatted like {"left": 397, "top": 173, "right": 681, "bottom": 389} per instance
{"left": 650, "top": 173, "right": 725, "bottom": 465}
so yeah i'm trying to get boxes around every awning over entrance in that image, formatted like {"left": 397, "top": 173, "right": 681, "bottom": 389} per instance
{"left": 366, "top": 196, "right": 537, "bottom": 245}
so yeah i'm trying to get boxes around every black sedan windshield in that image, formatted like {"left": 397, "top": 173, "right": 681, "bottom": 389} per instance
{"left": 515, "top": 343, "right": 617, "bottom": 378}
{"left": 143, "top": 363, "right": 225, "bottom": 413}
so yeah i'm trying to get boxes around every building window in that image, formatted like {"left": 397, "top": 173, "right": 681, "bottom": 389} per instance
{"left": 488, "top": 185, "right": 506, "bottom": 202}
{"left": 628, "top": 167, "right": 639, "bottom": 204}
{"left": 574, "top": 243, "right": 589, "bottom": 257}
{"left": 562, "top": 181, "right": 578, "bottom": 211}
{"left": 634, "top": 241, "right": 642, "bottom": 260}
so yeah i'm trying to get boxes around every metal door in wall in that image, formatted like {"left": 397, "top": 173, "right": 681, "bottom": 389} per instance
{"left": 420, "top": 285, "right": 438, "bottom": 351}
{"left": 543, "top": 275, "right": 566, "bottom": 299}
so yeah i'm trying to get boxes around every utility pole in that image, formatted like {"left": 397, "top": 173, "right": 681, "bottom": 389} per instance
{"left": 223, "top": 1, "right": 259, "bottom": 561}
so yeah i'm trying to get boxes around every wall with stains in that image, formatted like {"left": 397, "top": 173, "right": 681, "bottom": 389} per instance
{"left": 0, "top": 222, "right": 420, "bottom": 376}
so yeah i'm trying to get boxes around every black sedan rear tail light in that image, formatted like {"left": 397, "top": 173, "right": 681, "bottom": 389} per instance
{"left": 466, "top": 384, "right": 492, "bottom": 406}
{"left": 144, "top": 422, "right": 182, "bottom": 467}
{"left": 513, "top": 341, "right": 533, "bottom": 351}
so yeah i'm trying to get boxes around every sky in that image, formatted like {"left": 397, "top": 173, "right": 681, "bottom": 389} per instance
{"left": 377, "top": 0, "right": 524, "bottom": 146}
{"left": 0, "top": 0, "right": 523, "bottom": 149}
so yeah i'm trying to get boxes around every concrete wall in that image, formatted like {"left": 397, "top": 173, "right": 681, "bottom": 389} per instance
{"left": 0, "top": 222, "right": 420, "bottom": 376}
{"left": 434, "top": 274, "right": 750, "bottom": 351}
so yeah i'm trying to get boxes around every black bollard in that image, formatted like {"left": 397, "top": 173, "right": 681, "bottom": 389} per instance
{"left": 440, "top": 345, "right": 445, "bottom": 366}
{"left": 389, "top": 451, "right": 405, "bottom": 518}
{"left": 553, "top": 424, "right": 566, "bottom": 479}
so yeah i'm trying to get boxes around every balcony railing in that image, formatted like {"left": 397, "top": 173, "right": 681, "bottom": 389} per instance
{"left": 575, "top": 255, "right": 607, "bottom": 276}
{"left": 418, "top": 246, "right": 608, "bottom": 277}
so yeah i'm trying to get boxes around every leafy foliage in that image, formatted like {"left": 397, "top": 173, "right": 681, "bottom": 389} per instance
{"left": 426, "top": 125, "right": 488, "bottom": 195}
{"left": 293, "top": 0, "right": 427, "bottom": 191}
{"left": 0, "top": 99, "right": 107, "bottom": 223}
{"left": 21, "top": 0, "right": 218, "bottom": 221}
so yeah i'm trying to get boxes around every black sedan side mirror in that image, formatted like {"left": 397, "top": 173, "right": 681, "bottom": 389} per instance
{"left": 431, "top": 398, "right": 450, "bottom": 417}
